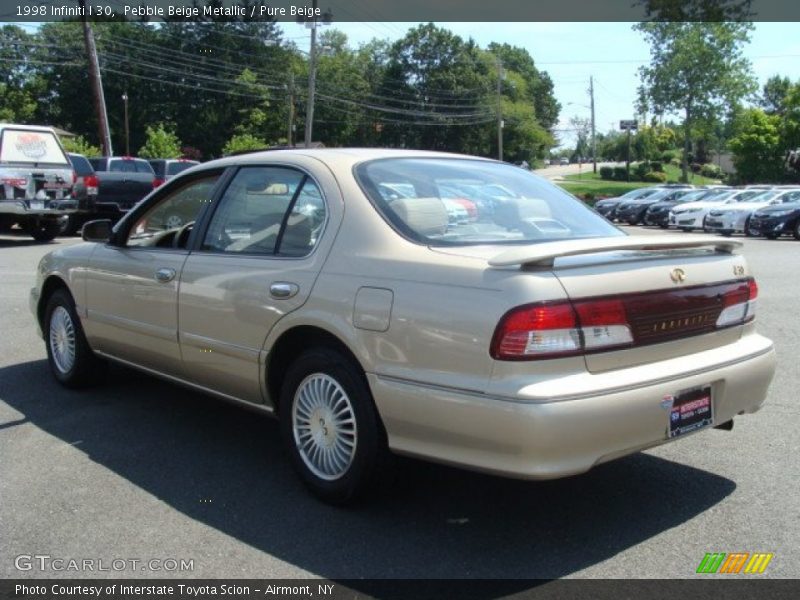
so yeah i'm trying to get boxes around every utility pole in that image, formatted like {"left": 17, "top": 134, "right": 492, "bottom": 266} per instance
{"left": 122, "top": 92, "right": 129, "bottom": 156}
{"left": 496, "top": 58, "right": 504, "bottom": 162}
{"left": 589, "top": 76, "right": 596, "bottom": 174}
{"left": 78, "top": 0, "right": 112, "bottom": 156}
{"left": 287, "top": 72, "right": 295, "bottom": 147}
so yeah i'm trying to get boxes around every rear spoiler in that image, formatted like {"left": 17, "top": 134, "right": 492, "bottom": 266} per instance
{"left": 488, "top": 235, "right": 742, "bottom": 268}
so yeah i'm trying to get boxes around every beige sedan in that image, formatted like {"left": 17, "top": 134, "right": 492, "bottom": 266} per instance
{"left": 30, "top": 149, "right": 776, "bottom": 503}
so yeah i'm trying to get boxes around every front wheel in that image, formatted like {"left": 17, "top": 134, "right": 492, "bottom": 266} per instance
{"left": 279, "top": 347, "right": 388, "bottom": 504}
{"left": 44, "top": 288, "right": 105, "bottom": 388}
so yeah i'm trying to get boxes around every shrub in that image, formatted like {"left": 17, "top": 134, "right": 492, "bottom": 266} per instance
{"left": 599, "top": 166, "right": 614, "bottom": 180}
{"left": 660, "top": 150, "right": 678, "bottom": 163}
{"left": 634, "top": 162, "right": 650, "bottom": 180}
{"left": 643, "top": 171, "right": 668, "bottom": 183}
{"left": 222, "top": 133, "right": 266, "bottom": 156}
{"left": 60, "top": 135, "right": 101, "bottom": 157}
{"left": 613, "top": 166, "right": 629, "bottom": 181}
{"left": 137, "top": 123, "right": 182, "bottom": 159}
{"left": 700, "top": 163, "right": 722, "bottom": 178}
{"left": 690, "top": 162, "right": 703, "bottom": 173}
{"left": 650, "top": 161, "right": 664, "bottom": 172}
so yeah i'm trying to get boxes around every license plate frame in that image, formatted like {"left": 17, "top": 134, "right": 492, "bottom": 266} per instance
{"left": 666, "top": 385, "right": 713, "bottom": 439}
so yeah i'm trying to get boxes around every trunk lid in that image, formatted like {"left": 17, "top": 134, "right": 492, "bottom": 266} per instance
{"left": 435, "top": 235, "right": 750, "bottom": 373}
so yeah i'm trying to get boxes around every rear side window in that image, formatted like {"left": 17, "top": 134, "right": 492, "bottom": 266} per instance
{"left": 68, "top": 154, "right": 94, "bottom": 176}
{"left": 202, "top": 166, "right": 326, "bottom": 257}
{"left": 0, "top": 128, "right": 70, "bottom": 166}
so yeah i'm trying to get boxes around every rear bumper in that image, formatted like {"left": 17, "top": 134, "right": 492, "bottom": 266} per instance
{"left": 0, "top": 199, "right": 76, "bottom": 217}
{"left": 369, "top": 333, "right": 775, "bottom": 479}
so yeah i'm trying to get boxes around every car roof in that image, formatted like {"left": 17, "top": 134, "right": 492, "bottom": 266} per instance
{"left": 203, "top": 148, "right": 492, "bottom": 171}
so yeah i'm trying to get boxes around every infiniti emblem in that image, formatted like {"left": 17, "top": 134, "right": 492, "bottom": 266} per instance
{"left": 670, "top": 268, "right": 686, "bottom": 284}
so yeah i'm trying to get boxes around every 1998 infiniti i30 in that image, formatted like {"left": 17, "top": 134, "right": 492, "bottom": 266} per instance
{"left": 31, "top": 149, "right": 776, "bottom": 503}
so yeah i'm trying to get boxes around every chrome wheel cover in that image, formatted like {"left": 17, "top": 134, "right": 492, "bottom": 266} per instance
{"left": 292, "top": 373, "right": 357, "bottom": 481}
{"left": 49, "top": 306, "right": 76, "bottom": 374}
{"left": 165, "top": 215, "right": 183, "bottom": 229}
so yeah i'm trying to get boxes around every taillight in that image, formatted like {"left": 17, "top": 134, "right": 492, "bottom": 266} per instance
{"left": 84, "top": 175, "right": 99, "bottom": 188}
{"left": 153, "top": 178, "right": 164, "bottom": 188}
{"left": 716, "top": 278, "right": 757, "bottom": 328}
{"left": 491, "top": 278, "right": 757, "bottom": 361}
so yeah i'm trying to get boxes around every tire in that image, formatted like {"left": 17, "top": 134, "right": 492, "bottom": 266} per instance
{"left": 279, "top": 347, "right": 388, "bottom": 504}
{"left": 627, "top": 215, "right": 640, "bottom": 226}
{"left": 744, "top": 218, "right": 755, "bottom": 237}
{"left": 765, "top": 233, "right": 778, "bottom": 240}
{"left": 679, "top": 227, "right": 693, "bottom": 233}
{"left": 59, "top": 215, "right": 82, "bottom": 236}
{"left": 25, "top": 220, "right": 61, "bottom": 242}
{"left": 793, "top": 220, "right": 800, "bottom": 241}
{"left": 44, "top": 288, "right": 105, "bottom": 388}
{"left": 659, "top": 223, "right": 669, "bottom": 229}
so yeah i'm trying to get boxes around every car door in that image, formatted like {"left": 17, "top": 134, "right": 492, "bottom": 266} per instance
{"left": 177, "top": 165, "right": 330, "bottom": 404}
{"left": 82, "top": 170, "right": 225, "bottom": 375}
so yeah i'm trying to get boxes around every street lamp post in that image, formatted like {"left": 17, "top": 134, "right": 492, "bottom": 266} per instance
{"left": 121, "top": 92, "right": 129, "bottom": 156}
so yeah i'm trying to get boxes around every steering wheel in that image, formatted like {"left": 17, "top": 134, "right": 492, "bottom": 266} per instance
{"left": 172, "top": 220, "right": 195, "bottom": 249}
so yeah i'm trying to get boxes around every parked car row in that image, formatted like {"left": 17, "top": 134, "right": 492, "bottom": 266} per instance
{"left": 596, "top": 184, "right": 800, "bottom": 240}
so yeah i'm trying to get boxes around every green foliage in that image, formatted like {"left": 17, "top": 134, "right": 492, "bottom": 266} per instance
{"left": 635, "top": 21, "right": 757, "bottom": 181}
{"left": 599, "top": 166, "right": 614, "bottom": 180}
{"left": 613, "top": 166, "right": 629, "bottom": 181}
{"left": 60, "top": 135, "right": 101, "bottom": 157}
{"left": 650, "top": 160, "right": 664, "bottom": 172}
{"left": 700, "top": 163, "right": 722, "bottom": 178}
{"left": 137, "top": 124, "right": 182, "bottom": 159}
{"left": 635, "top": 162, "right": 650, "bottom": 180}
{"left": 728, "top": 108, "right": 785, "bottom": 183}
{"left": 642, "top": 171, "right": 668, "bottom": 183}
{"left": 660, "top": 150, "right": 678, "bottom": 163}
{"left": 222, "top": 133, "right": 266, "bottom": 156}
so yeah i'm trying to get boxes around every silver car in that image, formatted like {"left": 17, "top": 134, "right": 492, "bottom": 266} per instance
{"left": 30, "top": 149, "right": 776, "bottom": 503}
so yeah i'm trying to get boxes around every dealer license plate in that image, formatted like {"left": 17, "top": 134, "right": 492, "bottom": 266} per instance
{"left": 667, "top": 385, "right": 713, "bottom": 438}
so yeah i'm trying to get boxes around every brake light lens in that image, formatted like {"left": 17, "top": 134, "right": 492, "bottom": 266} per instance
{"left": 491, "top": 278, "right": 757, "bottom": 361}
{"left": 716, "top": 278, "right": 757, "bottom": 328}
{"left": 83, "top": 174, "right": 99, "bottom": 188}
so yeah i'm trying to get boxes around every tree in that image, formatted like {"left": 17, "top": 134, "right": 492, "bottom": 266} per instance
{"left": 137, "top": 124, "right": 182, "bottom": 158}
{"left": 60, "top": 135, "right": 101, "bottom": 157}
{"left": 760, "top": 75, "right": 793, "bottom": 115}
{"left": 728, "top": 108, "right": 784, "bottom": 183}
{"left": 222, "top": 133, "right": 266, "bottom": 156}
{"left": 635, "top": 21, "right": 757, "bottom": 181}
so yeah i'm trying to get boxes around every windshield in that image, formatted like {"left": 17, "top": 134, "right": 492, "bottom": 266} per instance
{"left": 0, "top": 128, "right": 70, "bottom": 167}
{"left": 355, "top": 158, "right": 622, "bottom": 246}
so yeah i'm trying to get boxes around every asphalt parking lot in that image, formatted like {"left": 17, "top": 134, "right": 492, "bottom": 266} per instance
{"left": 0, "top": 228, "right": 797, "bottom": 581}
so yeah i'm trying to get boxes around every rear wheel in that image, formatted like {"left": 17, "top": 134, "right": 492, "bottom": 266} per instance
{"left": 44, "top": 288, "right": 105, "bottom": 388}
{"left": 279, "top": 347, "right": 388, "bottom": 504}
{"left": 744, "top": 217, "right": 755, "bottom": 237}
{"left": 25, "top": 220, "right": 61, "bottom": 242}
{"left": 765, "top": 233, "right": 779, "bottom": 240}
{"left": 793, "top": 220, "right": 800, "bottom": 241}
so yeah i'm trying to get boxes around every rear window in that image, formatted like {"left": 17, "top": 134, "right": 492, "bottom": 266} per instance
{"left": 68, "top": 154, "right": 94, "bottom": 176}
{"left": 167, "top": 160, "right": 198, "bottom": 176}
{"left": 109, "top": 158, "right": 154, "bottom": 174}
{"left": 0, "top": 128, "right": 70, "bottom": 166}
{"left": 355, "top": 158, "right": 622, "bottom": 246}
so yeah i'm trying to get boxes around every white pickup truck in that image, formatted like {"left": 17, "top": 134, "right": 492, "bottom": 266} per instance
{"left": 0, "top": 124, "right": 76, "bottom": 241}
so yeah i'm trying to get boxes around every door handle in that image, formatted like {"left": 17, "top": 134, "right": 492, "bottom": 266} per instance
{"left": 154, "top": 268, "right": 176, "bottom": 283}
{"left": 270, "top": 282, "right": 299, "bottom": 299}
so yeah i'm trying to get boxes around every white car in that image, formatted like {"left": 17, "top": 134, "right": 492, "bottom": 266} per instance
{"left": 669, "top": 189, "right": 762, "bottom": 232}
{"left": 705, "top": 189, "right": 800, "bottom": 236}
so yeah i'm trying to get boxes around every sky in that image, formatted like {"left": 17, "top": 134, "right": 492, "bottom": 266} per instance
{"left": 281, "top": 21, "right": 800, "bottom": 148}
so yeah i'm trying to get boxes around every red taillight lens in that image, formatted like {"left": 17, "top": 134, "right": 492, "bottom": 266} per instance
{"left": 153, "top": 178, "right": 164, "bottom": 188}
{"left": 490, "top": 302, "right": 580, "bottom": 360}
{"left": 717, "top": 277, "right": 757, "bottom": 327}
{"left": 84, "top": 175, "right": 99, "bottom": 188}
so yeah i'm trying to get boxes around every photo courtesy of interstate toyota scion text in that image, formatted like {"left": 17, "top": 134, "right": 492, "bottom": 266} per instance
{"left": 30, "top": 148, "right": 776, "bottom": 504}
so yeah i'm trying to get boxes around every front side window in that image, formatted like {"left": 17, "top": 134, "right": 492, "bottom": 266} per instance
{"left": 126, "top": 174, "right": 220, "bottom": 248}
{"left": 202, "top": 166, "right": 326, "bottom": 257}
{"left": 355, "top": 158, "right": 621, "bottom": 246}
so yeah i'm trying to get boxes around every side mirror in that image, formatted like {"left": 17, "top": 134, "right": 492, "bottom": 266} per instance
{"left": 82, "top": 219, "right": 112, "bottom": 243}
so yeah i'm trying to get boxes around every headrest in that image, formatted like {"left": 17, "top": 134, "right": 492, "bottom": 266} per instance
{"left": 388, "top": 197, "right": 449, "bottom": 237}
